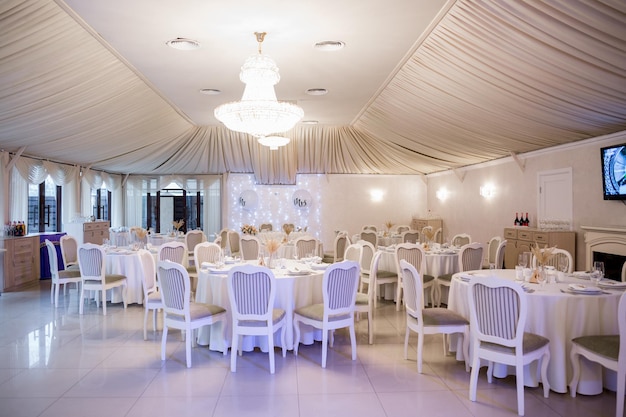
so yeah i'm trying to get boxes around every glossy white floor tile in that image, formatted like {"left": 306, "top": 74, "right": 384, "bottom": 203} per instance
{"left": 0, "top": 281, "right": 619, "bottom": 417}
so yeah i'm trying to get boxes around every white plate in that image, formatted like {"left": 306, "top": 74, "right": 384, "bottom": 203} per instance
{"left": 286, "top": 270, "right": 310, "bottom": 276}
{"left": 567, "top": 284, "right": 604, "bottom": 294}
{"left": 598, "top": 280, "right": 626, "bottom": 289}
{"left": 310, "top": 263, "right": 330, "bottom": 270}
{"left": 571, "top": 271, "right": 591, "bottom": 280}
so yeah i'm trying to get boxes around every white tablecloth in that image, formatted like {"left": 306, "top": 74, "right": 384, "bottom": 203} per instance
{"left": 105, "top": 250, "right": 145, "bottom": 305}
{"left": 196, "top": 259, "right": 326, "bottom": 352}
{"left": 448, "top": 269, "right": 621, "bottom": 394}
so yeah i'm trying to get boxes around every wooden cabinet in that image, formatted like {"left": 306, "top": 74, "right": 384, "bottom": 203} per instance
{"left": 64, "top": 221, "right": 110, "bottom": 245}
{"left": 0, "top": 236, "right": 39, "bottom": 291}
{"left": 503, "top": 227, "right": 576, "bottom": 269}
{"left": 410, "top": 218, "right": 444, "bottom": 243}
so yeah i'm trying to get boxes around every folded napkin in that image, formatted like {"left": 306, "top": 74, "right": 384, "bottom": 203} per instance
{"left": 568, "top": 284, "right": 599, "bottom": 293}
{"left": 598, "top": 280, "right": 626, "bottom": 289}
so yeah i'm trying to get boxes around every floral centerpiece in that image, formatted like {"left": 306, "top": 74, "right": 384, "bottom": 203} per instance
{"left": 384, "top": 220, "right": 394, "bottom": 237}
{"left": 241, "top": 224, "right": 258, "bottom": 235}
{"left": 172, "top": 219, "right": 184, "bottom": 231}
{"left": 130, "top": 226, "right": 148, "bottom": 249}
{"left": 265, "top": 239, "right": 280, "bottom": 268}
{"left": 422, "top": 228, "right": 435, "bottom": 250}
{"left": 530, "top": 242, "right": 556, "bottom": 283}
{"left": 282, "top": 223, "right": 294, "bottom": 243}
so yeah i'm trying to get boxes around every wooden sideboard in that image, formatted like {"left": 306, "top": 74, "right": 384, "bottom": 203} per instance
{"left": 503, "top": 227, "right": 576, "bottom": 269}
{"left": 64, "top": 221, "right": 110, "bottom": 245}
{"left": 0, "top": 235, "right": 39, "bottom": 291}
{"left": 410, "top": 218, "right": 443, "bottom": 243}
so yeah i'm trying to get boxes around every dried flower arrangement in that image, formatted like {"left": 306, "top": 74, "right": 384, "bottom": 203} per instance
{"left": 531, "top": 242, "right": 557, "bottom": 266}
{"left": 266, "top": 239, "right": 280, "bottom": 256}
{"left": 172, "top": 219, "right": 185, "bottom": 231}
{"left": 422, "top": 228, "right": 435, "bottom": 242}
{"left": 241, "top": 224, "right": 258, "bottom": 235}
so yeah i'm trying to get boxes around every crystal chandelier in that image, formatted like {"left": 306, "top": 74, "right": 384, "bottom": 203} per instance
{"left": 214, "top": 32, "right": 303, "bottom": 149}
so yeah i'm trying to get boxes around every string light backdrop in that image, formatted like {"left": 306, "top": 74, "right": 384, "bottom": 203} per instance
{"left": 227, "top": 174, "right": 322, "bottom": 238}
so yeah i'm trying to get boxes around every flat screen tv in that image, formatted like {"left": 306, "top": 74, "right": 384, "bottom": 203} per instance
{"left": 601, "top": 143, "right": 626, "bottom": 200}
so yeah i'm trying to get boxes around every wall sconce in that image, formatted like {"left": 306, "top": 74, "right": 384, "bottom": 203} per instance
{"left": 480, "top": 183, "right": 496, "bottom": 199}
{"left": 436, "top": 187, "right": 449, "bottom": 201}
{"left": 370, "top": 189, "right": 384, "bottom": 202}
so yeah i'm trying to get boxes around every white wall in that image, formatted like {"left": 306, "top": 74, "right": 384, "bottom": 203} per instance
{"left": 427, "top": 131, "right": 626, "bottom": 270}
{"left": 224, "top": 173, "right": 427, "bottom": 251}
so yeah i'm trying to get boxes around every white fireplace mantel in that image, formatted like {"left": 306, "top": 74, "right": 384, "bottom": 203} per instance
{"left": 581, "top": 225, "right": 626, "bottom": 271}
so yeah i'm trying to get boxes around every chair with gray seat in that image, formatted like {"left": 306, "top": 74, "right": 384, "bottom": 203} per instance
{"left": 569, "top": 291, "right": 626, "bottom": 417}
{"left": 394, "top": 243, "right": 435, "bottom": 311}
{"left": 46, "top": 239, "right": 81, "bottom": 307}
{"left": 435, "top": 242, "right": 484, "bottom": 307}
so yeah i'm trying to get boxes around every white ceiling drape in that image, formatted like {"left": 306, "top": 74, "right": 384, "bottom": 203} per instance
{"left": 0, "top": 0, "right": 624, "bottom": 184}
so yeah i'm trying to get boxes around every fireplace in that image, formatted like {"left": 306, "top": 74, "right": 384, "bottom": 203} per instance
{"left": 582, "top": 226, "right": 626, "bottom": 281}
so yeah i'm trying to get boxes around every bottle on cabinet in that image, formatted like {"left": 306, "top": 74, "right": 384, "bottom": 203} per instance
{"left": 514, "top": 213, "right": 520, "bottom": 226}
{"left": 523, "top": 213, "right": 530, "bottom": 227}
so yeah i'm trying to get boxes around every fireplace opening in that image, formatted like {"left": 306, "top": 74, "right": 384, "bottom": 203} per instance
{"left": 593, "top": 251, "right": 626, "bottom": 281}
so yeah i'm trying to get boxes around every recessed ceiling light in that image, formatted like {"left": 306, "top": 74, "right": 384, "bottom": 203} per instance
{"left": 306, "top": 88, "right": 328, "bottom": 96}
{"left": 199, "top": 88, "right": 221, "bottom": 95}
{"left": 313, "top": 40, "right": 345, "bottom": 51}
{"left": 166, "top": 38, "right": 200, "bottom": 50}
{"left": 302, "top": 120, "right": 319, "bottom": 125}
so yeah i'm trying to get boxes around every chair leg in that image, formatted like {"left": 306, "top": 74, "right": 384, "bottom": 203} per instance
{"left": 161, "top": 325, "right": 168, "bottom": 361}
{"left": 55, "top": 283, "right": 60, "bottom": 307}
{"left": 79, "top": 286, "right": 85, "bottom": 315}
{"left": 321, "top": 329, "right": 329, "bottom": 368}
{"left": 293, "top": 319, "right": 301, "bottom": 356}
{"left": 396, "top": 281, "right": 403, "bottom": 311}
{"left": 268, "top": 329, "right": 276, "bottom": 374}
{"left": 185, "top": 327, "right": 192, "bottom": 368}
{"left": 102, "top": 289, "right": 107, "bottom": 316}
{"left": 50, "top": 283, "right": 54, "bottom": 305}
{"left": 417, "top": 332, "right": 424, "bottom": 374}
{"left": 540, "top": 351, "right": 550, "bottom": 398}
{"left": 617, "top": 369, "right": 625, "bottom": 417}
{"left": 349, "top": 323, "right": 357, "bottom": 361}
{"left": 404, "top": 327, "right": 410, "bottom": 360}
{"left": 469, "top": 353, "right": 481, "bottom": 402}
{"left": 515, "top": 363, "right": 525, "bottom": 416}
{"left": 281, "top": 325, "right": 287, "bottom": 358}
{"left": 368, "top": 311, "right": 373, "bottom": 345}
{"left": 230, "top": 331, "right": 239, "bottom": 372}
{"left": 569, "top": 348, "right": 580, "bottom": 397}
{"left": 143, "top": 308, "right": 149, "bottom": 340}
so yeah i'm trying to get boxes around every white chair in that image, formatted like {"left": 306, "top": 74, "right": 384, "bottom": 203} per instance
{"left": 78, "top": 243, "right": 127, "bottom": 316}
{"left": 158, "top": 241, "right": 186, "bottom": 264}
{"left": 259, "top": 223, "right": 273, "bottom": 232}
{"left": 433, "top": 227, "right": 442, "bottom": 244}
{"left": 531, "top": 248, "right": 574, "bottom": 273}
{"left": 495, "top": 239, "right": 507, "bottom": 269}
{"left": 362, "top": 225, "right": 377, "bottom": 232}
{"left": 401, "top": 230, "right": 420, "bottom": 244}
{"left": 294, "top": 260, "right": 360, "bottom": 368}
{"left": 158, "top": 260, "right": 227, "bottom": 368}
{"left": 218, "top": 228, "right": 229, "bottom": 252}
{"left": 420, "top": 226, "right": 433, "bottom": 243}
{"left": 483, "top": 236, "right": 502, "bottom": 268}
{"left": 394, "top": 243, "right": 434, "bottom": 311}
{"left": 359, "top": 230, "right": 377, "bottom": 248}
{"left": 59, "top": 234, "right": 80, "bottom": 271}
{"left": 294, "top": 236, "right": 319, "bottom": 258}
{"left": 322, "top": 231, "right": 350, "bottom": 263}
{"left": 228, "top": 230, "right": 241, "bottom": 257}
{"left": 399, "top": 260, "right": 469, "bottom": 373}
{"left": 240, "top": 234, "right": 261, "bottom": 260}
{"left": 570, "top": 291, "right": 626, "bottom": 417}
{"left": 435, "top": 242, "right": 485, "bottom": 307}
{"left": 396, "top": 225, "right": 410, "bottom": 234}
{"left": 194, "top": 241, "right": 222, "bottom": 266}
{"left": 227, "top": 264, "right": 287, "bottom": 374}
{"left": 468, "top": 276, "right": 550, "bottom": 416}
{"left": 452, "top": 233, "right": 471, "bottom": 247}
{"left": 369, "top": 250, "right": 398, "bottom": 309}
{"left": 138, "top": 249, "right": 163, "bottom": 340}
{"left": 355, "top": 261, "right": 374, "bottom": 345}
{"left": 344, "top": 243, "right": 361, "bottom": 263}
{"left": 358, "top": 240, "right": 376, "bottom": 294}
{"left": 185, "top": 229, "right": 206, "bottom": 265}
{"left": 46, "top": 239, "right": 81, "bottom": 307}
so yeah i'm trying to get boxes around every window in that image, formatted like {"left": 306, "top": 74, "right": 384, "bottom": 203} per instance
{"left": 91, "top": 183, "right": 111, "bottom": 221}
{"left": 28, "top": 176, "right": 61, "bottom": 233}
{"left": 142, "top": 183, "right": 203, "bottom": 233}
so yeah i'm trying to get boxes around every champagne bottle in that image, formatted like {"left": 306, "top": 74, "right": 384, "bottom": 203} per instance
{"left": 524, "top": 213, "right": 530, "bottom": 227}
{"left": 514, "top": 213, "right": 520, "bottom": 226}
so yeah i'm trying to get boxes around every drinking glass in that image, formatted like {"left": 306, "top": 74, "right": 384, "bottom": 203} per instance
{"left": 591, "top": 261, "right": 605, "bottom": 286}
{"left": 536, "top": 269, "right": 547, "bottom": 287}
{"left": 517, "top": 253, "right": 528, "bottom": 268}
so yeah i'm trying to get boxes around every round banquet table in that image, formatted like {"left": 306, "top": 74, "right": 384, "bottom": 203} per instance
{"left": 104, "top": 249, "right": 146, "bottom": 304}
{"left": 196, "top": 259, "right": 327, "bottom": 352}
{"left": 448, "top": 269, "right": 621, "bottom": 395}
{"left": 376, "top": 247, "right": 459, "bottom": 305}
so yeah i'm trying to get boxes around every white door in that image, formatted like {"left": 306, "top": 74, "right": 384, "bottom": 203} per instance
{"left": 537, "top": 168, "right": 573, "bottom": 227}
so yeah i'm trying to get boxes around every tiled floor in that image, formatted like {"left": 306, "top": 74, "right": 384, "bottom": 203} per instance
{"left": 0, "top": 281, "right": 618, "bottom": 417}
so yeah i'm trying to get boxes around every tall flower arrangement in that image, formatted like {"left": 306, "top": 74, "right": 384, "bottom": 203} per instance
{"left": 241, "top": 224, "right": 258, "bottom": 235}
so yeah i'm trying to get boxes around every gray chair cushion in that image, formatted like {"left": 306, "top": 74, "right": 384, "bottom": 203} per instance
{"left": 58, "top": 269, "right": 81, "bottom": 279}
{"left": 295, "top": 303, "right": 351, "bottom": 322}
{"left": 438, "top": 273, "right": 454, "bottom": 282}
{"left": 572, "top": 335, "right": 619, "bottom": 361}
{"left": 239, "top": 308, "right": 286, "bottom": 327}
{"left": 168, "top": 303, "right": 226, "bottom": 322}
{"left": 483, "top": 332, "right": 550, "bottom": 354}
{"left": 423, "top": 308, "right": 469, "bottom": 326}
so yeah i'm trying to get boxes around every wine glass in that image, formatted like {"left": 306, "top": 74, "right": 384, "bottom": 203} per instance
{"left": 517, "top": 253, "right": 528, "bottom": 268}
{"left": 591, "top": 261, "right": 605, "bottom": 286}
{"left": 536, "top": 268, "right": 547, "bottom": 287}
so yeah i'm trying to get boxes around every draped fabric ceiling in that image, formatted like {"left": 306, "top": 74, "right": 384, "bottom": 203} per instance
{"left": 0, "top": 0, "right": 625, "bottom": 184}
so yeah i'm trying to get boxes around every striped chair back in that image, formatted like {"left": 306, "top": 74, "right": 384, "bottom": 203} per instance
{"left": 400, "top": 260, "right": 424, "bottom": 314}
{"left": 60, "top": 235, "right": 78, "bottom": 267}
{"left": 468, "top": 277, "right": 525, "bottom": 347}
{"left": 323, "top": 261, "right": 360, "bottom": 314}
{"left": 459, "top": 243, "right": 485, "bottom": 272}
{"left": 359, "top": 241, "right": 375, "bottom": 275}
{"left": 452, "top": 234, "right": 472, "bottom": 247}
{"left": 78, "top": 244, "right": 105, "bottom": 280}
{"left": 402, "top": 230, "right": 420, "bottom": 244}
{"left": 138, "top": 249, "right": 157, "bottom": 296}
{"left": 334, "top": 232, "right": 349, "bottom": 262}
{"left": 295, "top": 236, "right": 319, "bottom": 258}
{"left": 157, "top": 260, "right": 189, "bottom": 315}
{"left": 228, "top": 265, "right": 274, "bottom": 321}
{"left": 240, "top": 235, "right": 261, "bottom": 260}
{"left": 158, "top": 241, "right": 186, "bottom": 264}
{"left": 195, "top": 242, "right": 222, "bottom": 265}
{"left": 359, "top": 230, "right": 377, "bottom": 248}
{"left": 395, "top": 243, "right": 426, "bottom": 277}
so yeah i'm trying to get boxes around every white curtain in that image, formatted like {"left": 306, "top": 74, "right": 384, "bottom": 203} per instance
{"left": 0, "top": 152, "right": 9, "bottom": 228}
{"left": 9, "top": 166, "right": 28, "bottom": 225}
